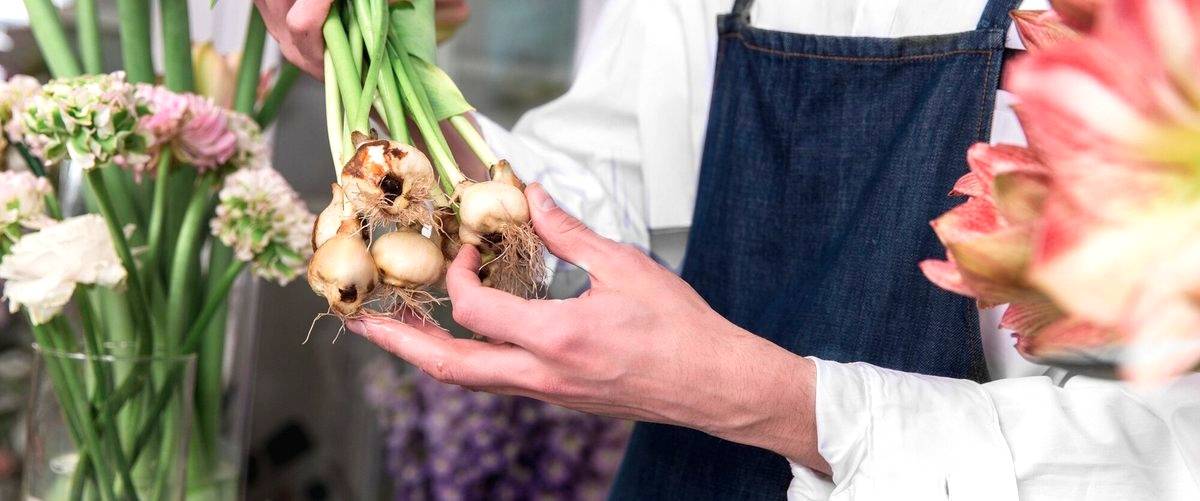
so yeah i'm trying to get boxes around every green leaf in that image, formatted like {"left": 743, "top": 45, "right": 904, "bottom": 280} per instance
{"left": 410, "top": 57, "right": 473, "bottom": 120}
{"left": 390, "top": 0, "right": 438, "bottom": 64}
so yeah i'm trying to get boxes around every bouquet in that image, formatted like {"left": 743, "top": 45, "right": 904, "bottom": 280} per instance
{"left": 921, "top": 0, "right": 1200, "bottom": 383}
{"left": 12, "top": 1, "right": 308, "bottom": 498}
{"left": 306, "top": 0, "right": 547, "bottom": 320}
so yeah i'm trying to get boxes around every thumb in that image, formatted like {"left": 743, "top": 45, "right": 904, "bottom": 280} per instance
{"left": 524, "top": 183, "right": 618, "bottom": 277}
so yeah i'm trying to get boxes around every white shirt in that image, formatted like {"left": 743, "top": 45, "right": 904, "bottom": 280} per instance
{"left": 475, "top": 1, "right": 1200, "bottom": 499}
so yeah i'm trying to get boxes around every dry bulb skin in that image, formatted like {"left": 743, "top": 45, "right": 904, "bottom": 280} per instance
{"left": 456, "top": 173, "right": 547, "bottom": 298}
{"left": 340, "top": 131, "right": 438, "bottom": 229}
{"left": 370, "top": 229, "right": 446, "bottom": 319}
{"left": 307, "top": 232, "right": 379, "bottom": 317}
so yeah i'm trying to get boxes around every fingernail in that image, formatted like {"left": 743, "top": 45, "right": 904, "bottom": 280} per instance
{"left": 527, "top": 183, "right": 556, "bottom": 211}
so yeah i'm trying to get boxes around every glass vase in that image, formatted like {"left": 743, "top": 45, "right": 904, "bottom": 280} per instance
{"left": 185, "top": 269, "right": 262, "bottom": 501}
{"left": 22, "top": 344, "right": 197, "bottom": 500}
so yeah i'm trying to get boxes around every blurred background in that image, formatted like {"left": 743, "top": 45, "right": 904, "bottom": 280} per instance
{"left": 0, "top": 0, "right": 631, "bottom": 498}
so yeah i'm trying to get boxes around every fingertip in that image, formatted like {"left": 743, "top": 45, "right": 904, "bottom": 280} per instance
{"left": 452, "top": 244, "right": 482, "bottom": 269}
{"left": 524, "top": 182, "right": 556, "bottom": 213}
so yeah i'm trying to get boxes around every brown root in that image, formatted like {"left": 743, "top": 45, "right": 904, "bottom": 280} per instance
{"left": 369, "top": 284, "right": 446, "bottom": 325}
{"left": 479, "top": 222, "right": 547, "bottom": 299}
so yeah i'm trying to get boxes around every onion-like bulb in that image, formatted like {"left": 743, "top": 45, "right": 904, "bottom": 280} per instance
{"left": 457, "top": 180, "right": 531, "bottom": 246}
{"left": 456, "top": 175, "right": 545, "bottom": 298}
{"left": 340, "top": 131, "right": 436, "bottom": 227}
{"left": 307, "top": 233, "right": 378, "bottom": 317}
{"left": 311, "top": 183, "right": 365, "bottom": 251}
{"left": 371, "top": 230, "right": 444, "bottom": 289}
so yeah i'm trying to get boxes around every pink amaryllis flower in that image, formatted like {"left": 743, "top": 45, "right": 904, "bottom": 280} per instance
{"left": 927, "top": 0, "right": 1200, "bottom": 383}
{"left": 920, "top": 144, "right": 1117, "bottom": 361}
{"left": 1012, "top": 0, "right": 1200, "bottom": 382}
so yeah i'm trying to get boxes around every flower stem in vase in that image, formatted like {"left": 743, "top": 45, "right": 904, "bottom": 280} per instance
{"left": 235, "top": 8, "right": 268, "bottom": 115}
{"left": 75, "top": 0, "right": 104, "bottom": 74}
{"left": 159, "top": 0, "right": 195, "bottom": 92}
{"left": 116, "top": 0, "right": 155, "bottom": 83}
{"left": 255, "top": 63, "right": 301, "bottom": 127}
{"left": 21, "top": 0, "right": 82, "bottom": 78}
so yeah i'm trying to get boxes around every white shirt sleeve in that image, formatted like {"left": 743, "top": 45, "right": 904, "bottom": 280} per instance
{"left": 789, "top": 359, "right": 1200, "bottom": 501}
{"left": 472, "top": 0, "right": 651, "bottom": 250}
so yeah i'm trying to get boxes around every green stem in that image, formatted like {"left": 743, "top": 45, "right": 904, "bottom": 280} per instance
{"left": 324, "top": 51, "right": 347, "bottom": 172}
{"left": 322, "top": 9, "right": 362, "bottom": 125}
{"left": 75, "top": 0, "right": 104, "bottom": 74}
{"left": 32, "top": 324, "right": 117, "bottom": 501}
{"left": 129, "top": 260, "right": 246, "bottom": 465}
{"left": 349, "top": 0, "right": 390, "bottom": 133}
{"left": 450, "top": 115, "right": 499, "bottom": 167}
{"left": 144, "top": 153, "right": 171, "bottom": 291}
{"left": 21, "top": 0, "right": 81, "bottom": 78}
{"left": 159, "top": 0, "right": 195, "bottom": 91}
{"left": 255, "top": 63, "right": 301, "bottom": 127}
{"left": 116, "top": 0, "right": 155, "bottom": 83}
{"left": 195, "top": 244, "right": 235, "bottom": 469}
{"left": 100, "top": 165, "right": 145, "bottom": 241}
{"left": 164, "top": 176, "right": 216, "bottom": 347}
{"left": 389, "top": 42, "right": 464, "bottom": 191}
{"left": 234, "top": 7, "right": 268, "bottom": 115}
{"left": 85, "top": 169, "right": 155, "bottom": 351}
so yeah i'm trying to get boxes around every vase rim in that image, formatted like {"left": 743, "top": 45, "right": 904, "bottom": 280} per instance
{"left": 31, "top": 343, "right": 198, "bottom": 364}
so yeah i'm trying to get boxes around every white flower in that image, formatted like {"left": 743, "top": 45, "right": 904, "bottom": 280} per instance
{"left": 0, "top": 215, "right": 126, "bottom": 324}
{"left": 211, "top": 167, "right": 314, "bottom": 285}
{"left": 0, "top": 171, "right": 53, "bottom": 229}
{"left": 227, "top": 111, "right": 269, "bottom": 171}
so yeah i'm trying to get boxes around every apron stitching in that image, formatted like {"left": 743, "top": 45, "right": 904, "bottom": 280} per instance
{"left": 722, "top": 32, "right": 992, "bottom": 62}
{"left": 976, "top": 51, "right": 996, "bottom": 139}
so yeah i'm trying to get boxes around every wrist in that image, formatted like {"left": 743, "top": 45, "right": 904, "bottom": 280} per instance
{"left": 707, "top": 334, "right": 830, "bottom": 474}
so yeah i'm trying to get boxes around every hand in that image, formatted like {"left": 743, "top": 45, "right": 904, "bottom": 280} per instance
{"left": 347, "top": 183, "right": 830, "bottom": 473}
{"left": 254, "top": 0, "right": 472, "bottom": 78}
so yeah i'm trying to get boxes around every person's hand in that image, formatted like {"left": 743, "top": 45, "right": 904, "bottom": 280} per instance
{"left": 346, "top": 183, "right": 829, "bottom": 473}
{"left": 254, "top": 0, "right": 472, "bottom": 78}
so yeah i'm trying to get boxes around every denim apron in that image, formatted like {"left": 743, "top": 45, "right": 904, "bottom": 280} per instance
{"left": 610, "top": 0, "right": 1018, "bottom": 498}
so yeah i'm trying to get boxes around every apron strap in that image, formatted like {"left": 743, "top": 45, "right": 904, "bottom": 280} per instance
{"left": 976, "top": 0, "right": 1022, "bottom": 30}
{"left": 730, "top": 0, "right": 755, "bottom": 23}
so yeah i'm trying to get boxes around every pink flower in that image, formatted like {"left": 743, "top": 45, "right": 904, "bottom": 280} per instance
{"left": 173, "top": 94, "right": 237, "bottom": 172}
{"left": 135, "top": 83, "right": 188, "bottom": 140}
{"left": 920, "top": 144, "right": 1049, "bottom": 306}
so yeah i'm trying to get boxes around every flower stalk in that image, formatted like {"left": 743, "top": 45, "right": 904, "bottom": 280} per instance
{"left": 21, "top": 0, "right": 81, "bottom": 78}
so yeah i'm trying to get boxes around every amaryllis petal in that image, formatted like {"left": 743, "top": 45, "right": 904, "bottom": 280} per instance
{"left": 1050, "top": 0, "right": 1108, "bottom": 31}
{"left": 918, "top": 259, "right": 975, "bottom": 297}
{"left": 991, "top": 171, "right": 1050, "bottom": 226}
{"left": 930, "top": 197, "right": 1003, "bottom": 245}
{"left": 1000, "top": 298, "right": 1064, "bottom": 335}
{"left": 946, "top": 224, "right": 1034, "bottom": 306}
{"left": 1011, "top": 11, "right": 1082, "bottom": 51}
{"left": 1118, "top": 236, "right": 1200, "bottom": 383}
{"left": 1015, "top": 316, "right": 1117, "bottom": 359}
{"left": 949, "top": 172, "right": 986, "bottom": 198}
{"left": 1032, "top": 207, "right": 1200, "bottom": 326}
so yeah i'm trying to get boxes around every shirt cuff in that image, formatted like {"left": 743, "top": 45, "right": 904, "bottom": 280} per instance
{"left": 794, "top": 358, "right": 1019, "bottom": 500}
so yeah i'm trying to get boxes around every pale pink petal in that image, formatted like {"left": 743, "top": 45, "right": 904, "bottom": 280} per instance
{"left": 1049, "top": 0, "right": 1107, "bottom": 32}
{"left": 919, "top": 259, "right": 976, "bottom": 297}
{"left": 1012, "top": 10, "right": 1082, "bottom": 51}
{"left": 1015, "top": 316, "right": 1117, "bottom": 359}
